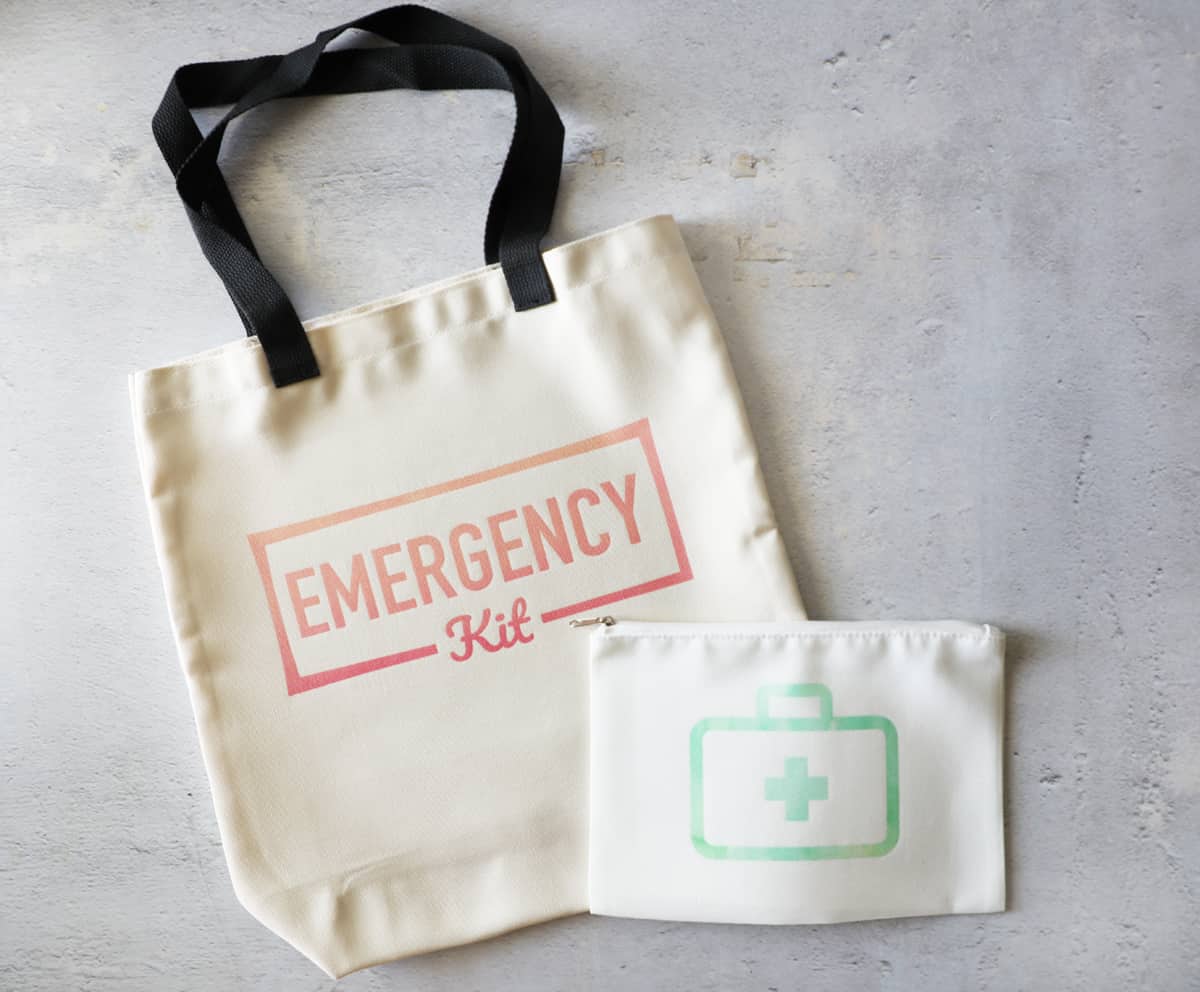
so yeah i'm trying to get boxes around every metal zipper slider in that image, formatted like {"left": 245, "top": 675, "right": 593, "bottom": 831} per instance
{"left": 569, "top": 616, "right": 616, "bottom": 628}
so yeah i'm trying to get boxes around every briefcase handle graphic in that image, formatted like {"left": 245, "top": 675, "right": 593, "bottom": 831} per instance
{"left": 689, "top": 682, "right": 901, "bottom": 861}
{"left": 755, "top": 683, "right": 834, "bottom": 726}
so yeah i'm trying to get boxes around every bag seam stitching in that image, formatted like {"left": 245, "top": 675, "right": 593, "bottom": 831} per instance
{"left": 600, "top": 631, "right": 1003, "bottom": 642}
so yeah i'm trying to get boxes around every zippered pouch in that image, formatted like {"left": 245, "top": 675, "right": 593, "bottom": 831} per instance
{"left": 583, "top": 618, "right": 1006, "bottom": 925}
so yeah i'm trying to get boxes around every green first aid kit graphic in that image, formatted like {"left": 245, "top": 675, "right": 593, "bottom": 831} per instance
{"left": 689, "top": 684, "right": 900, "bottom": 861}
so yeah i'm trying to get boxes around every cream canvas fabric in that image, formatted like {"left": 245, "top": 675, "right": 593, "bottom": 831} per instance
{"left": 130, "top": 215, "right": 805, "bottom": 976}
{"left": 588, "top": 620, "right": 1005, "bottom": 925}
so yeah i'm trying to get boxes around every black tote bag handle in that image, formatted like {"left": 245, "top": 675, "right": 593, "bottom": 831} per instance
{"left": 152, "top": 5, "right": 564, "bottom": 387}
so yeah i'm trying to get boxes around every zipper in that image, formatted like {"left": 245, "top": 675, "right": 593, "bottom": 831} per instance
{"left": 569, "top": 617, "right": 998, "bottom": 639}
{"left": 567, "top": 616, "right": 616, "bottom": 628}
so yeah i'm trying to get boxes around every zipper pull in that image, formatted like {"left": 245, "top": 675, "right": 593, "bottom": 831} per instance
{"left": 569, "top": 616, "right": 616, "bottom": 628}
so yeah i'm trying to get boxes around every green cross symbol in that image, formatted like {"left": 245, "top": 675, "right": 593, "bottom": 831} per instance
{"left": 764, "top": 756, "right": 829, "bottom": 821}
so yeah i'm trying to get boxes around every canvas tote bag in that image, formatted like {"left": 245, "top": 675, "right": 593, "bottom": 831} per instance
{"left": 131, "top": 6, "right": 804, "bottom": 977}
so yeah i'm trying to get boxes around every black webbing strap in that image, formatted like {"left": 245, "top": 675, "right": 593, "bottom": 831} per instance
{"left": 152, "top": 6, "right": 564, "bottom": 387}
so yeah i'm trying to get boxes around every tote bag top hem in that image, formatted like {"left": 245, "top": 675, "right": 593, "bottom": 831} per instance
{"left": 130, "top": 214, "right": 686, "bottom": 411}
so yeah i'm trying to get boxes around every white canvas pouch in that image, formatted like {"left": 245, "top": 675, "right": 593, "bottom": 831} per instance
{"left": 587, "top": 620, "right": 1005, "bottom": 925}
{"left": 132, "top": 8, "right": 803, "bottom": 977}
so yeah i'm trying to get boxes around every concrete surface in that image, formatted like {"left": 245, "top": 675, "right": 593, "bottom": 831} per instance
{"left": 2, "top": 1, "right": 1198, "bottom": 989}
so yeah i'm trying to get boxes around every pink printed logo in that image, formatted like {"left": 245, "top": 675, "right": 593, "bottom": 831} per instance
{"left": 248, "top": 419, "right": 691, "bottom": 694}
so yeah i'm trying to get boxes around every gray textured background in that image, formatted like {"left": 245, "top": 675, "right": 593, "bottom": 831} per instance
{"left": 2, "top": 1, "right": 1198, "bottom": 989}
